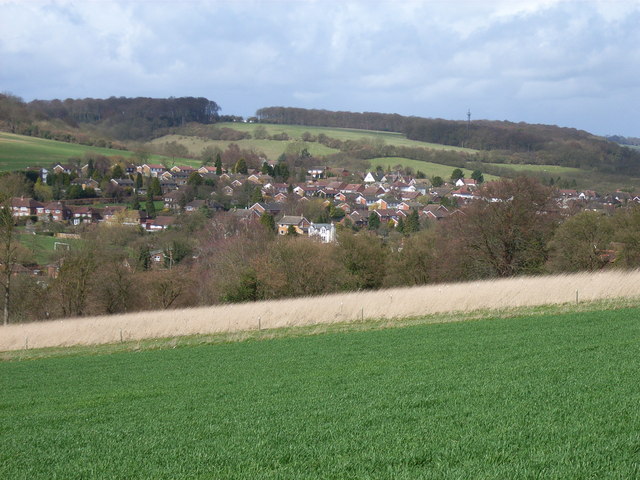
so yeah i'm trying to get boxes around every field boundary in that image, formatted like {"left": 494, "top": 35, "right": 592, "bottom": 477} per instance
{"left": 2, "top": 270, "right": 640, "bottom": 355}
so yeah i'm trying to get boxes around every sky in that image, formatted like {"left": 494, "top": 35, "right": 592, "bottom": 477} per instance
{"left": 1, "top": 0, "right": 639, "bottom": 137}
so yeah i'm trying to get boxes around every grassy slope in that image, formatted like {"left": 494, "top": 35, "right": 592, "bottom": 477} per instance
{"left": 0, "top": 132, "right": 190, "bottom": 171}
{"left": 149, "top": 134, "right": 338, "bottom": 161}
{"left": 2, "top": 306, "right": 640, "bottom": 479}
{"left": 216, "top": 122, "right": 476, "bottom": 152}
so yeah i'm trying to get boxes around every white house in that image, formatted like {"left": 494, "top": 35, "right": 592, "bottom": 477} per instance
{"left": 308, "top": 222, "right": 336, "bottom": 243}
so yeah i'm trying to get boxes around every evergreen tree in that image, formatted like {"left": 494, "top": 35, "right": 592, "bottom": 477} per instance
{"left": 234, "top": 158, "right": 248, "bottom": 174}
{"left": 149, "top": 176, "right": 162, "bottom": 196}
{"left": 368, "top": 211, "right": 380, "bottom": 230}
{"left": 111, "top": 163, "right": 124, "bottom": 179}
{"left": 287, "top": 224, "right": 298, "bottom": 236}
{"left": 471, "top": 170, "right": 484, "bottom": 184}
{"left": 405, "top": 209, "right": 420, "bottom": 233}
{"left": 137, "top": 245, "right": 151, "bottom": 271}
{"left": 396, "top": 216, "right": 405, "bottom": 234}
{"left": 260, "top": 212, "right": 276, "bottom": 233}
{"left": 135, "top": 172, "right": 143, "bottom": 189}
{"left": 250, "top": 186, "right": 263, "bottom": 204}
{"left": 450, "top": 168, "right": 464, "bottom": 182}
{"left": 145, "top": 194, "right": 156, "bottom": 219}
{"left": 215, "top": 154, "right": 223, "bottom": 175}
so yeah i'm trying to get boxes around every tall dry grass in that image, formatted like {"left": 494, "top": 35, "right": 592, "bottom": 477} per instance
{"left": 3, "top": 270, "right": 640, "bottom": 351}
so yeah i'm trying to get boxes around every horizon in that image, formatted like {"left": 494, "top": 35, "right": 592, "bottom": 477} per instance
{"left": 2, "top": 0, "right": 639, "bottom": 137}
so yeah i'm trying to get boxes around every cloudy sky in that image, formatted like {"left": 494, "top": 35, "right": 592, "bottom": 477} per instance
{"left": 1, "top": 0, "right": 639, "bottom": 136}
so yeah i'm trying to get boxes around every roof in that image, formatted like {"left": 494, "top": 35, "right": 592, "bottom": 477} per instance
{"left": 279, "top": 215, "right": 308, "bottom": 226}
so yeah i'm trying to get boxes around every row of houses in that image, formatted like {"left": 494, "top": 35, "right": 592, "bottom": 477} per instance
{"left": 10, "top": 197, "right": 176, "bottom": 231}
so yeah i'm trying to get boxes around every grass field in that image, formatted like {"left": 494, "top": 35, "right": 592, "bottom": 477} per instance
{"left": 2, "top": 305, "right": 640, "bottom": 478}
{"left": 485, "top": 162, "right": 585, "bottom": 175}
{"left": 17, "top": 232, "right": 83, "bottom": 264}
{"left": 369, "top": 157, "right": 500, "bottom": 181}
{"left": 0, "top": 132, "right": 189, "bottom": 171}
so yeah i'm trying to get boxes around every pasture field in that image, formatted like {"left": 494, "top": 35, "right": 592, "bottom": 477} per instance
{"left": 2, "top": 306, "right": 640, "bottom": 478}
{"left": 216, "top": 122, "right": 476, "bottom": 152}
{"left": 0, "top": 132, "right": 188, "bottom": 172}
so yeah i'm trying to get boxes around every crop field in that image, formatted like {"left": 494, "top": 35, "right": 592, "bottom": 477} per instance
{"left": 2, "top": 304, "right": 640, "bottom": 478}
{"left": 0, "top": 132, "right": 188, "bottom": 172}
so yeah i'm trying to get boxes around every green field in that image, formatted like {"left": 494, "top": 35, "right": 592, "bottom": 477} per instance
{"left": 17, "top": 232, "right": 83, "bottom": 264}
{"left": 369, "top": 157, "right": 499, "bottom": 181}
{"left": 2, "top": 306, "right": 640, "bottom": 478}
{"left": 0, "top": 132, "right": 189, "bottom": 171}
{"left": 217, "top": 122, "right": 476, "bottom": 152}
{"left": 485, "top": 162, "right": 585, "bottom": 175}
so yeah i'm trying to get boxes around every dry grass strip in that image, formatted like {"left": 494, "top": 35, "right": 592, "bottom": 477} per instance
{"left": 3, "top": 270, "right": 640, "bottom": 352}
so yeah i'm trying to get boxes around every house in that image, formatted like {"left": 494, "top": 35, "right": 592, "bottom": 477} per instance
{"left": 101, "top": 205, "right": 127, "bottom": 223}
{"left": 52, "top": 163, "right": 73, "bottom": 175}
{"left": 198, "top": 166, "right": 218, "bottom": 175}
{"left": 421, "top": 204, "right": 450, "bottom": 221}
{"left": 308, "top": 166, "right": 326, "bottom": 179}
{"left": 42, "top": 201, "right": 70, "bottom": 222}
{"left": 249, "top": 202, "right": 284, "bottom": 217}
{"left": 170, "top": 165, "right": 196, "bottom": 174}
{"left": 68, "top": 206, "right": 101, "bottom": 225}
{"left": 308, "top": 223, "right": 336, "bottom": 243}
{"left": 340, "top": 183, "right": 365, "bottom": 194}
{"left": 10, "top": 197, "right": 42, "bottom": 217}
{"left": 184, "top": 200, "right": 207, "bottom": 212}
{"left": 145, "top": 215, "right": 176, "bottom": 231}
{"left": 163, "top": 190, "right": 183, "bottom": 210}
{"left": 71, "top": 178, "right": 100, "bottom": 191}
{"left": 277, "top": 216, "right": 310, "bottom": 235}
{"left": 110, "top": 178, "right": 135, "bottom": 189}
{"left": 451, "top": 186, "right": 477, "bottom": 201}
{"left": 139, "top": 163, "right": 166, "bottom": 177}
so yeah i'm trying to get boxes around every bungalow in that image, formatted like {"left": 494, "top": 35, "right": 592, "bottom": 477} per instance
{"left": 145, "top": 215, "right": 176, "bottom": 231}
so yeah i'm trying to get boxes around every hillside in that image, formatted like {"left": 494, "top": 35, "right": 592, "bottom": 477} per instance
{"left": 2, "top": 303, "right": 640, "bottom": 478}
{"left": 257, "top": 107, "right": 640, "bottom": 178}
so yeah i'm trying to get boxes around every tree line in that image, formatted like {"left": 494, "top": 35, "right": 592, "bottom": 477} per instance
{"left": 0, "top": 94, "right": 220, "bottom": 141}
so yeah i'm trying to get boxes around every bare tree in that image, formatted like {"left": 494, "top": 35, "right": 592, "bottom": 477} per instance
{"left": 0, "top": 204, "right": 17, "bottom": 325}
